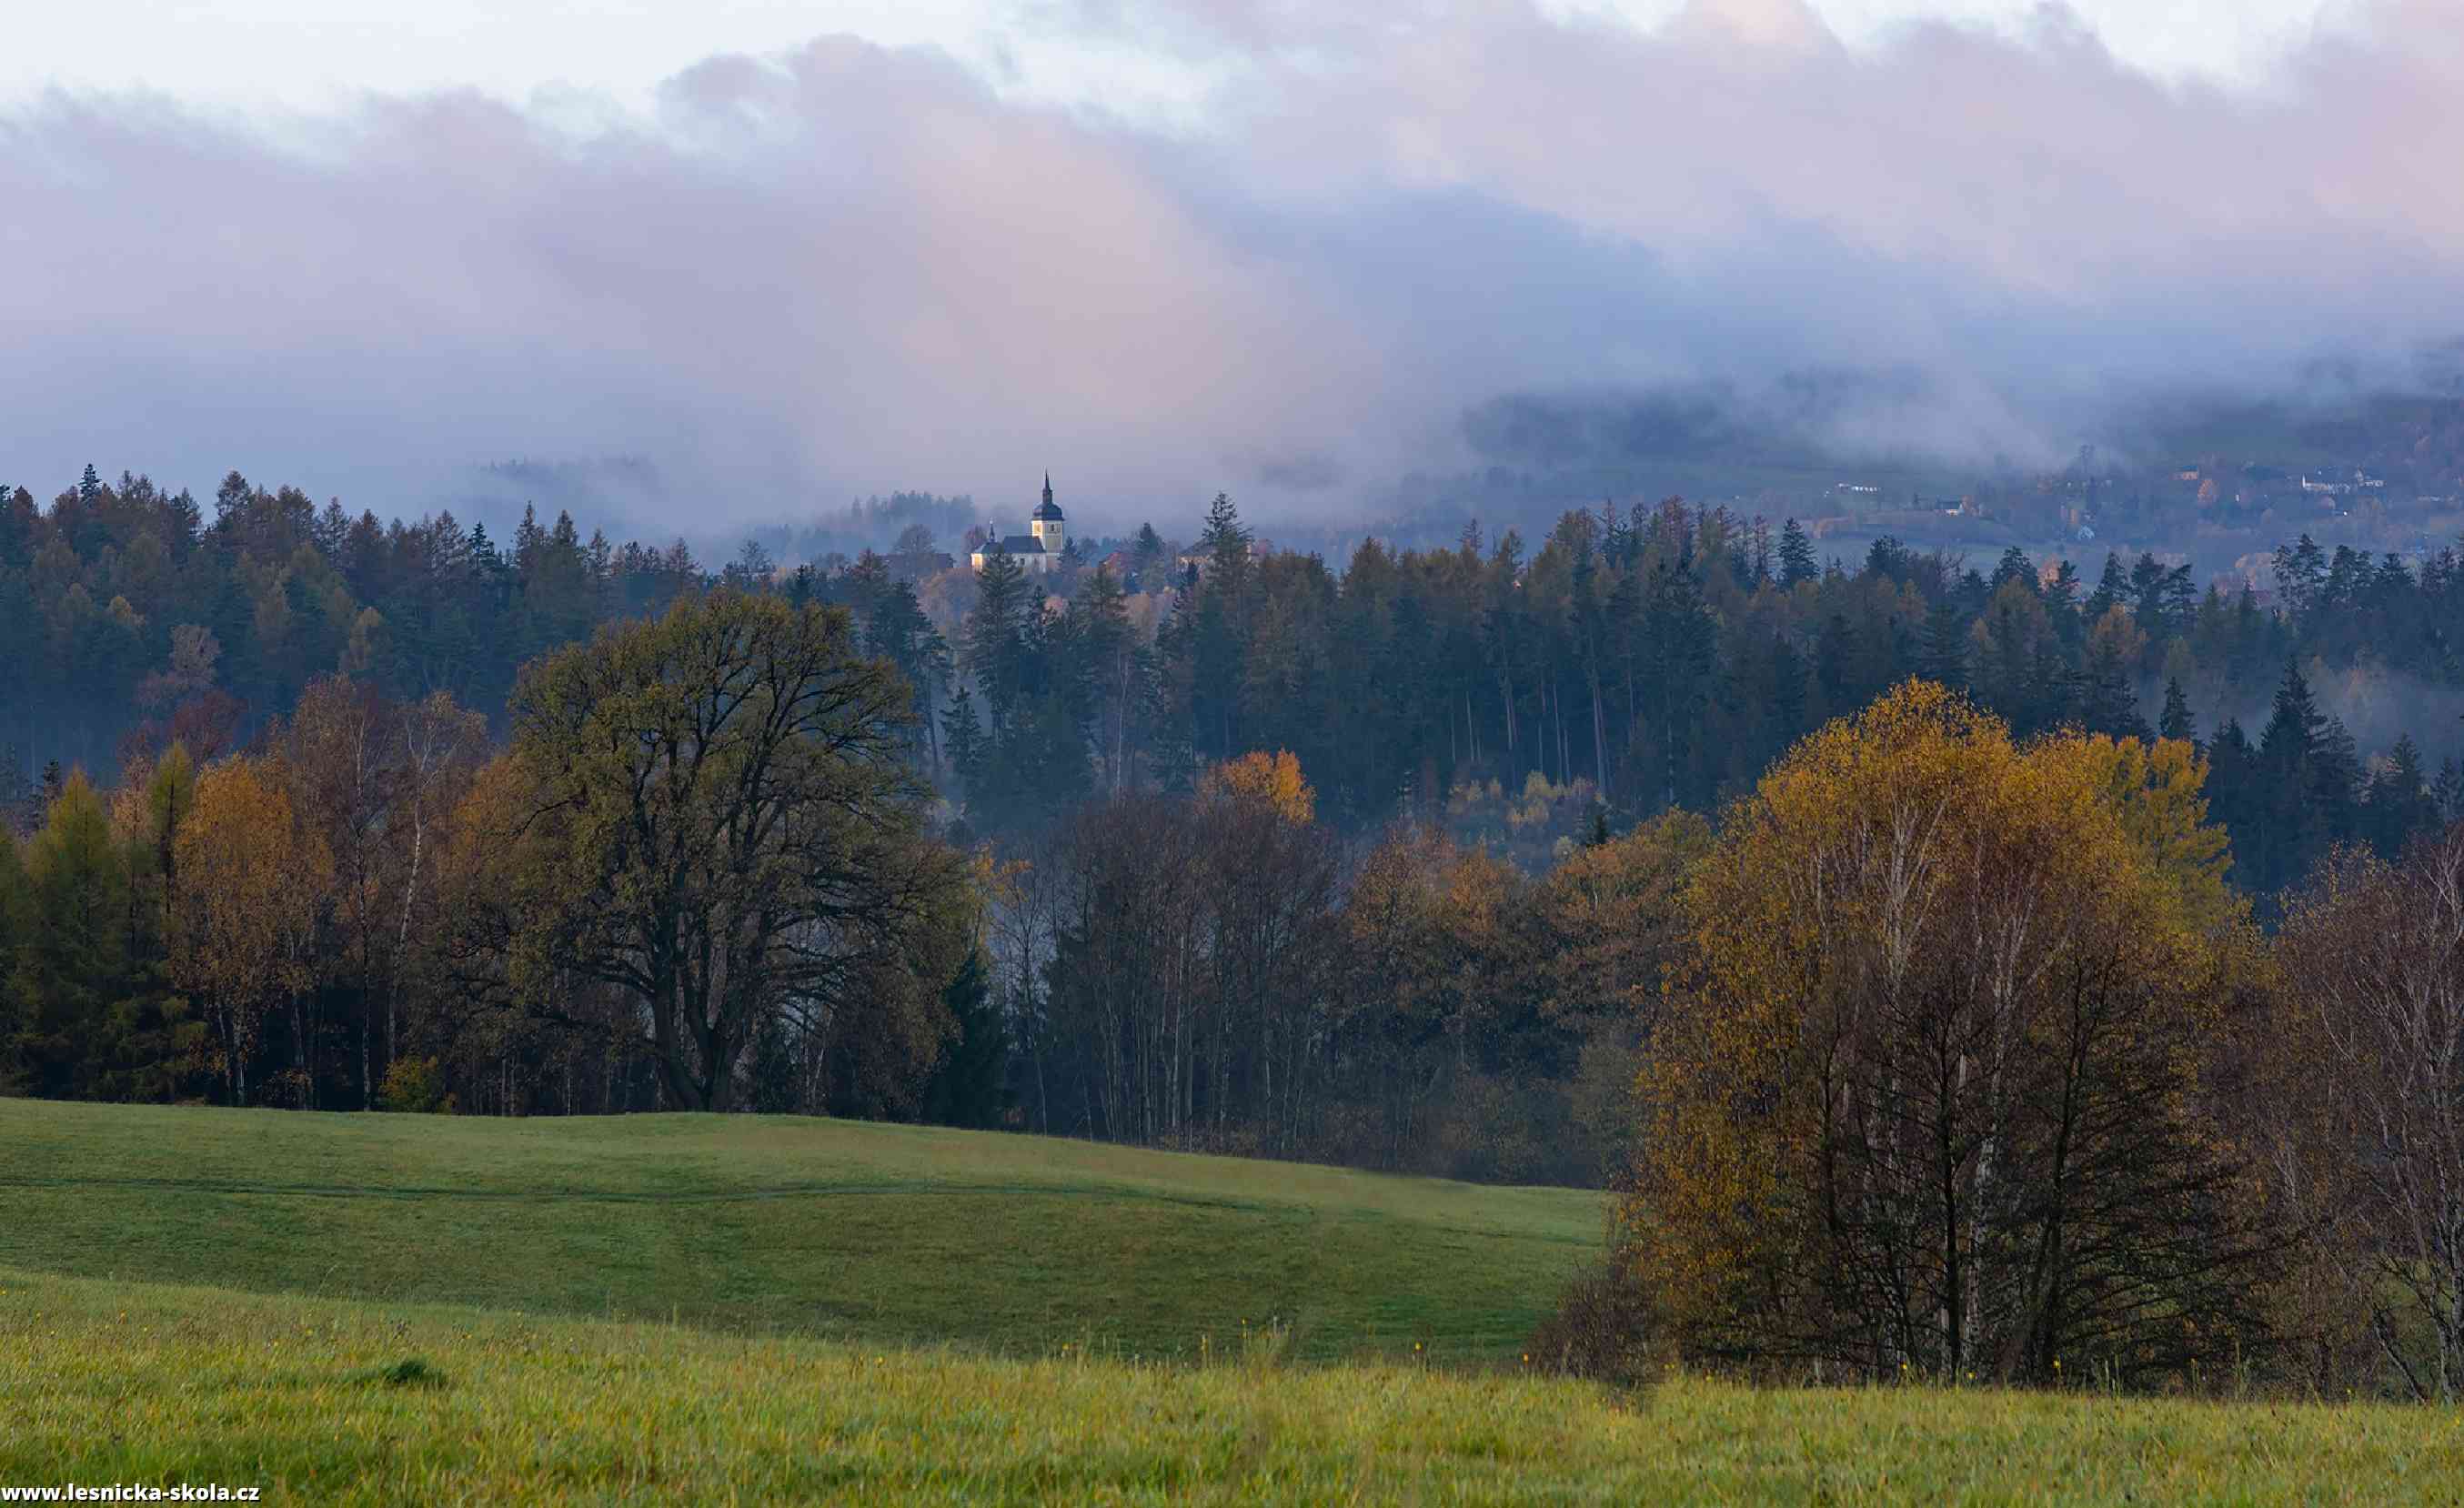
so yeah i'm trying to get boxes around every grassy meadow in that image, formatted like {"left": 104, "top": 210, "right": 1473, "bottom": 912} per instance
{"left": 0, "top": 1098, "right": 1595, "bottom": 1362}
{"left": 8, "top": 1267, "right": 2463, "bottom": 1504}
{"left": 8, "top": 1099, "right": 2464, "bottom": 1503}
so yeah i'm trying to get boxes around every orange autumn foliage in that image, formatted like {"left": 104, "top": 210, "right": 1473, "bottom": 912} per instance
{"left": 1200, "top": 749, "right": 1314, "bottom": 825}
{"left": 1624, "top": 680, "right": 2279, "bottom": 1384}
{"left": 169, "top": 756, "right": 330, "bottom": 1105}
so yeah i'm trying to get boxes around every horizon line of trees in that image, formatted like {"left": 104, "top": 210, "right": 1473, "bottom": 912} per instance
{"left": 14, "top": 462, "right": 2464, "bottom": 887}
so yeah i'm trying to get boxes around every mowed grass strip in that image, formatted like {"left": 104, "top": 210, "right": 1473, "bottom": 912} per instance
{"left": 7, "top": 1269, "right": 2460, "bottom": 1505}
{"left": 0, "top": 1100, "right": 1596, "bottom": 1361}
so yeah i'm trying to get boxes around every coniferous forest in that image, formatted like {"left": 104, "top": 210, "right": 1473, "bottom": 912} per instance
{"left": 1, "top": 467, "right": 2460, "bottom": 1163}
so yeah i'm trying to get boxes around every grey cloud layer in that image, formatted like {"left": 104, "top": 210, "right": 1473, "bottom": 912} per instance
{"left": 1, "top": 0, "right": 2457, "bottom": 525}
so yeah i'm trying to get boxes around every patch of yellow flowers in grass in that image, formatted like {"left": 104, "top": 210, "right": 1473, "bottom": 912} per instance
{"left": 5, "top": 1269, "right": 2463, "bottom": 1505}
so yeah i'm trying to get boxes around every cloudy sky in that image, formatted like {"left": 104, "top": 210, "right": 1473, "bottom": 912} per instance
{"left": 1, "top": 0, "right": 2454, "bottom": 528}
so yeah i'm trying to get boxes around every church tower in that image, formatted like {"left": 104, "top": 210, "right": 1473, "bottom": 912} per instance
{"left": 1030, "top": 472, "right": 1066, "bottom": 555}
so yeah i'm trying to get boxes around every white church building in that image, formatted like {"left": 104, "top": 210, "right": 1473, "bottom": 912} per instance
{"left": 970, "top": 475, "right": 1067, "bottom": 576}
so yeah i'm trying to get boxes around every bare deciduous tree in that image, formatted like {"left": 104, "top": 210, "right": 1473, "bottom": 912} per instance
{"left": 2279, "top": 829, "right": 2464, "bottom": 1402}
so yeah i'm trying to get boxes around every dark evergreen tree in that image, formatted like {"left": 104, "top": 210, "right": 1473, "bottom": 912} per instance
{"left": 1777, "top": 518, "right": 1818, "bottom": 588}
{"left": 964, "top": 545, "right": 1032, "bottom": 729}
{"left": 920, "top": 949, "right": 1010, "bottom": 1130}
{"left": 942, "top": 685, "right": 987, "bottom": 794}
{"left": 2157, "top": 677, "right": 2197, "bottom": 745}
{"left": 1767, "top": 635, "right": 1809, "bottom": 755}
{"left": 1917, "top": 600, "right": 1969, "bottom": 689}
{"left": 2075, "top": 636, "right": 2151, "bottom": 741}
{"left": 2083, "top": 551, "right": 2127, "bottom": 627}
{"left": 2437, "top": 756, "right": 2464, "bottom": 824}
{"left": 2249, "top": 658, "right": 2348, "bottom": 892}
{"left": 1131, "top": 521, "right": 1167, "bottom": 578}
{"left": 1814, "top": 612, "right": 1857, "bottom": 720}
{"left": 2271, "top": 534, "right": 2328, "bottom": 626}
{"left": 2365, "top": 732, "right": 2439, "bottom": 859}
{"left": 2044, "top": 558, "right": 2084, "bottom": 645}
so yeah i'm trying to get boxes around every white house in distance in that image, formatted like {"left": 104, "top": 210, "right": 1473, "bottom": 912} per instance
{"left": 970, "top": 475, "right": 1066, "bottom": 575}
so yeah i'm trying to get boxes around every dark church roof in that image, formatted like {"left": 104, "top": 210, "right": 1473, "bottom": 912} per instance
{"left": 1032, "top": 471, "right": 1064, "bottom": 522}
{"left": 988, "top": 534, "right": 1046, "bottom": 555}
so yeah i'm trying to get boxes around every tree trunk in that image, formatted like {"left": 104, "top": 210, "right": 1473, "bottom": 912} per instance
{"left": 1589, "top": 661, "right": 1610, "bottom": 800}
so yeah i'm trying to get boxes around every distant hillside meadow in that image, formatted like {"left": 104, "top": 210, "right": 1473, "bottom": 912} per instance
{"left": 0, "top": 1100, "right": 1598, "bottom": 1362}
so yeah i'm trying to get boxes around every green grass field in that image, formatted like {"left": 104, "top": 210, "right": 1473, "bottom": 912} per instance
{"left": 9, "top": 1100, "right": 2464, "bottom": 1503}
{"left": 8, "top": 1268, "right": 2461, "bottom": 1504}
{"left": 0, "top": 1099, "right": 1597, "bottom": 1362}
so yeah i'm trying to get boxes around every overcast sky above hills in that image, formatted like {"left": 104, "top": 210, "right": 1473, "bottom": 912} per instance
{"left": 1, "top": 0, "right": 2453, "bottom": 528}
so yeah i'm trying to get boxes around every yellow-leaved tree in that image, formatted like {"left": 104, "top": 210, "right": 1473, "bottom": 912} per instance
{"left": 1199, "top": 749, "right": 1313, "bottom": 825}
{"left": 171, "top": 756, "right": 330, "bottom": 1106}
{"left": 1626, "top": 680, "right": 2284, "bottom": 1386}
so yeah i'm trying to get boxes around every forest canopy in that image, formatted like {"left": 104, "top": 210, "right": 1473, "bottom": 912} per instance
{"left": 8, "top": 464, "right": 2464, "bottom": 1203}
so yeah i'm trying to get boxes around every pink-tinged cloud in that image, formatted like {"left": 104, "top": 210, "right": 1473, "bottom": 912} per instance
{"left": 0, "top": 0, "right": 2456, "bottom": 531}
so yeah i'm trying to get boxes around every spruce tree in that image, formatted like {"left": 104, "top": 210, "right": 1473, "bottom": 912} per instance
{"left": 921, "top": 950, "right": 1010, "bottom": 1129}
{"left": 1198, "top": 492, "right": 1252, "bottom": 581}
{"left": 2437, "top": 756, "right": 2464, "bottom": 823}
{"left": 2256, "top": 658, "right": 2335, "bottom": 890}
{"left": 1777, "top": 518, "right": 1818, "bottom": 588}
{"left": 2258, "top": 658, "right": 2325, "bottom": 766}
{"left": 2075, "top": 637, "right": 2151, "bottom": 741}
{"left": 2366, "top": 732, "right": 2438, "bottom": 859}
{"left": 2205, "top": 718, "right": 2258, "bottom": 848}
{"left": 2083, "top": 552, "right": 2127, "bottom": 627}
{"left": 965, "top": 545, "right": 1031, "bottom": 729}
{"left": 1814, "top": 613, "right": 1857, "bottom": 719}
{"left": 1768, "top": 635, "right": 1809, "bottom": 752}
{"left": 1131, "top": 522, "right": 1166, "bottom": 578}
{"left": 1917, "top": 600, "right": 1968, "bottom": 689}
{"left": 2158, "top": 677, "right": 2197, "bottom": 744}
{"left": 941, "top": 686, "right": 986, "bottom": 793}
{"left": 2044, "top": 558, "right": 2084, "bottom": 645}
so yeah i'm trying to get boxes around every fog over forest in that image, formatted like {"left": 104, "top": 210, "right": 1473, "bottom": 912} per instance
{"left": 2, "top": 0, "right": 2459, "bottom": 539}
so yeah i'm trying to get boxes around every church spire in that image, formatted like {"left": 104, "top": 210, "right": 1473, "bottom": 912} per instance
{"left": 1043, "top": 471, "right": 1053, "bottom": 509}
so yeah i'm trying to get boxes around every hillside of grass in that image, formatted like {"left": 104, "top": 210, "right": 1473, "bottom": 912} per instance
{"left": 8, "top": 1268, "right": 2459, "bottom": 1505}
{"left": 0, "top": 1100, "right": 1598, "bottom": 1362}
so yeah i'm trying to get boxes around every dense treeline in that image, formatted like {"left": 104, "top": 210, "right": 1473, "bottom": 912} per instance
{"left": 9, "top": 463, "right": 2464, "bottom": 891}
{"left": 13, "top": 465, "right": 2464, "bottom": 1178}
{"left": 947, "top": 493, "right": 2464, "bottom": 902}
{"left": 0, "top": 466, "right": 719, "bottom": 786}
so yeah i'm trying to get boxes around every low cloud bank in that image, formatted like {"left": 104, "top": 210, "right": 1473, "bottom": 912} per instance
{"left": 1, "top": 1, "right": 2457, "bottom": 532}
